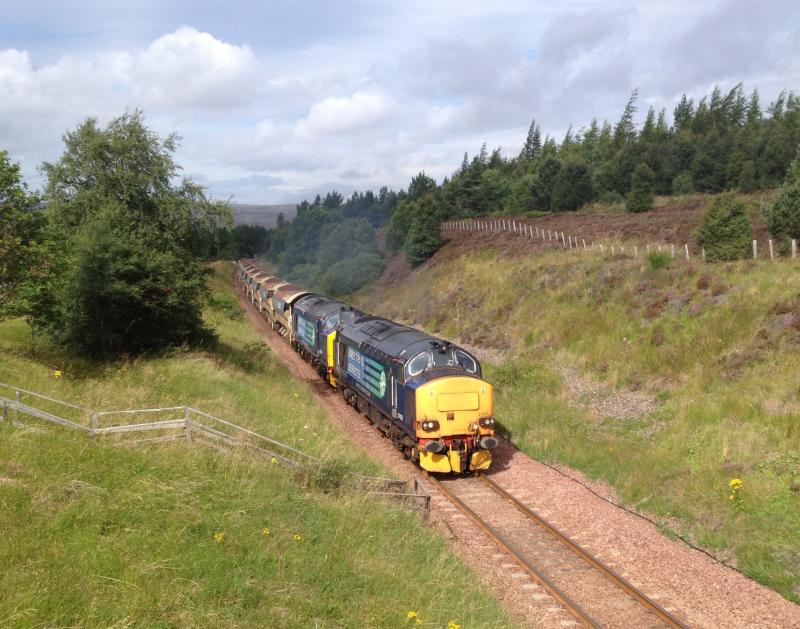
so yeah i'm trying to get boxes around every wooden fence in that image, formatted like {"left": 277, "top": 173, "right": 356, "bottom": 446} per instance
{"left": 0, "top": 382, "right": 430, "bottom": 519}
{"left": 443, "top": 218, "right": 799, "bottom": 263}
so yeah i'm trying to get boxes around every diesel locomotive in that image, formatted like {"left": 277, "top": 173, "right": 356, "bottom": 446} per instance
{"left": 235, "top": 259, "right": 497, "bottom": 474}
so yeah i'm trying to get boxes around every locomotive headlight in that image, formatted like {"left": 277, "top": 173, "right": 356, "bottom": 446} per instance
{"left": 421, "top": 420, "right": 440, "bottom": 431}
{"left": 479, "top": 417, "right": 495, "bottom": 428}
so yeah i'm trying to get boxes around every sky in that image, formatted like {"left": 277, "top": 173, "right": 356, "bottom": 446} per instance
{"left": 1, "top": 0, "right": 799, "bottom": 204}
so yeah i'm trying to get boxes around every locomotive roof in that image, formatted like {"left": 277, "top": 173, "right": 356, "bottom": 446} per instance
{"left": 294, "top": 294, "right": 347, "bottom": 319}
{"left": 340, "top": 316, "right": 466, "bottom": 362}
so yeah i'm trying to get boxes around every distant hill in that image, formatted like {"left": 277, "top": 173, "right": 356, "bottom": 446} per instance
{"left": 231, "top": 203, "right": 297, "bottom": 228}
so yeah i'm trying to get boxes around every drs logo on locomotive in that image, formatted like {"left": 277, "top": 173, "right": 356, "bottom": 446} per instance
{"left": 346, "top": 349, "right": 387, "bottom": 399}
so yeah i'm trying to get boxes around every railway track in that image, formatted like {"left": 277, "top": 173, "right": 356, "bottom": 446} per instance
{"left": 427, "top": 473, "right": 689, "bottom": 629}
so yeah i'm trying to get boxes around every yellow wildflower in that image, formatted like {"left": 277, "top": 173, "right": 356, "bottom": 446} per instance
{"left": 270, "top": 457, "right": 278, "bottom": 465}
{"left": 415, "top": 620, "right": 422, "bottom": 626}
{"left": 54, "top": 370, "right": 62, "bottom": 378}
{"left": 407, "top": 611, "right": 417, "bottom": 619}
{"left": 213, "top": 531, "right": 225, "bottom": 543}
{"left": 293, "top": 533, "right": 303, "bottom": 542}
{"left": 448, "top": 622, "right": 461, "bottom": 629}
{"left": 262, "top": 527, "right": 270, "bottom": 537}
{"left": 729, "top": 478, "right": 742, "bottom": 488}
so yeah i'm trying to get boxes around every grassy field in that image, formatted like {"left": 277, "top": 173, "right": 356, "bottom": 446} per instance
{"left": 0, "top": 262, "right": 512, "bottom": 628}
{"left": 357, "top": 240, "right": 800, "bottom": 602}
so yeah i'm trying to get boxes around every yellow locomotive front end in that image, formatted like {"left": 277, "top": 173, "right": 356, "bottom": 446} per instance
{"left": 415, "top": 376, "right": 497, "bottom": 474}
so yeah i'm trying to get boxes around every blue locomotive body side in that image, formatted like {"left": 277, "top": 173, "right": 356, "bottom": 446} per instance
{"left": 295, "top": 311, "right": 317, "bottom": 353}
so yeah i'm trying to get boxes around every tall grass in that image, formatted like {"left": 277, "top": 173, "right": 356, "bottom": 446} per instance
{"left": 358, "top": 248, "right": 800, "bottom": 601}
{"left": 0, "top": 261, "right": 512, "bottom": 627}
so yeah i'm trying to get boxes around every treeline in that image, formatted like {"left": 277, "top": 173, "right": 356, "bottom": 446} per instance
{"left": 384, "top": 84, "right": 800, "bottom": 259}
{"left": 266, "top": 188, "right": 400, "bottom": 295}
{"left": 0, "top": 112, "right": 238, "bottom": 357}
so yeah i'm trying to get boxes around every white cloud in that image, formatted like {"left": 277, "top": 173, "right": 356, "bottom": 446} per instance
{"left": 132, "top": 26, "right": 260, "bottom": 109}
{"left": 1, "top": 2, "right": 799, "bottom": 203}
{"left": 297, "top": 87, "right": 397, "bottom": 137}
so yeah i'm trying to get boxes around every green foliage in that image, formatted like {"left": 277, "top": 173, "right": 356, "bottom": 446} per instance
{"left": 404, "top": 201, "right": 444, "bottom": 266}
{"left": 765, "top": 145, "right": 800, "bottom": 242}
{"left": 626, "top": 163, "right": 655, "bottom": 213}
{"left": 319, "top": 252, "right": 384, "bottom": 296}
{"left": 37, "top": 111, "right": 231, "bottom": 357}
{"left": 218, "top": 224, "right": 269, "bottom": 259}
{"left": 696, "top": 193, "right": 754, "bottom": 262}
{"left": 647, "top": 251, "right": 672, "bottom": 270}
{"left": 671, "top": 171, "right": 694, "bottom": 195}
{"left": 0, "top": 150, "right": 46, "bottom": 322}
{"left": 530, "top": 156, "right": 562, "bottom": 211}
{"left": 552, "top": 158, "right": 593, "bottom": 211}
{"left": 267, "top": 188, "right": 397, "bottom": 294}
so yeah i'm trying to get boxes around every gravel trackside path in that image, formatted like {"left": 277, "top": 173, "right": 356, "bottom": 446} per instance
{"left": 236, "top": 285, "right": 800, "bottom": 629}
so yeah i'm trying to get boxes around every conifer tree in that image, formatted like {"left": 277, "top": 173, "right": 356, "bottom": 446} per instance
{"left": 765, "top": 145, "right": 800, "bottom": 242}
{"left": 614, "top": 89, "right": 638, "bottom": 147}
{"left": 522, "top": 119, "right": 542, "bottom": 159}
{"left": 696, "top": 193, "right": 753, "bottom": 261}
{"left": 626, "top": 163, "right": 655, "bottom": 213}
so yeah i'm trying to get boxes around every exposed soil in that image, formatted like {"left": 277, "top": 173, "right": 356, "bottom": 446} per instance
{"left": 235, "top": 282, "right": 800, "bottom": 628}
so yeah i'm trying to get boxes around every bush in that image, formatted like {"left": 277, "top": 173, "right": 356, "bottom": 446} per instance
{"left": 320, "top": 252, "right": 384, "bottom": 296}
{"left": 764, "top": 145, "right": 800, "bottom": 243}
{"left": 598, "top": 190, "right": 624, "bottom": 205}
{"left": 647, "top": 252, "right": 672, "bottom": 270}
{"left": 696, "top": 193, "right": 753, "bottom": 262}
{"left": 551, "top": 159, "right": 593, "bottom": 211}
{"left": 671, "top": 171, "right": 694, "bottom": 195}
{"left": 626, "top": 164, "right": 655, "bottom": 213}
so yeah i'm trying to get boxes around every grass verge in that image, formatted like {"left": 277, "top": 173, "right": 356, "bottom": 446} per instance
{"left": 358, "top": 245, "right": 800, "bottom": 602}
{"left": 0, "top": 261, "right": 512, "bottom": 628}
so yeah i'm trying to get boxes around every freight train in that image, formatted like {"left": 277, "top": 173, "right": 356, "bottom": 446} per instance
{"left": 235, "top": 259, "right": 498, "bottom": 474}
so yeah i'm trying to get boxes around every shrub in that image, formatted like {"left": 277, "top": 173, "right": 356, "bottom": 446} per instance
{"left": 696, "top": 193, "right": 753, "bottom": 262}
{"left": 764, "top": 145, "right": 800, "bottom": 243}
{"left": 598, "top": 190, "right": 624, "bottom": 205}
{"left": 647, "top": 252, "right": 672, "bottom": 270}
{"left": 671, "top": 171, "right": 694, "bottom": 195}
{"left": 626, "top": 164, "right": 655, "bottom": 213}
{"left": 551, "top": 159, "right": 593, "bottom": 211}
{"left": 320, "top": 252, "right": 384, "bottom": 296}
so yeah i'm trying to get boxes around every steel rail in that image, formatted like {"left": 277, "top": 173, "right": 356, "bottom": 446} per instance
{"left": 426, "top": 473, "right": 602, "bottom": 629}
{"left": 480, "top": 475, "right": 689, "bottom": 629}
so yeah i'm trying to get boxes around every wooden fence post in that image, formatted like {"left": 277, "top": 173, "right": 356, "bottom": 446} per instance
{"left": 184, "top": 407, "right": 193, "bottom": 443}
{"left": 752, "top": 240, "right": 758, "bottom": 259}
{"left": 769, "top": 239, "right": 774, "bottom": 260}
{"left": 685, "top": 244, "right": 690, "bottom": 260}
{"left": 583, "top": 239, "right": 587, "bottom": 249}
{"left": 634, "top": 245, "right": 638, "bottom": 257}
{"left": 702, "top": 248, "right": 706, "bottom": 262}
{"left": 793, "top": 239, "right": 797, "bottom": 259}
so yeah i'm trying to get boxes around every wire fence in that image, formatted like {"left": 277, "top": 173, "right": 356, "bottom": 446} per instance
{"left": 0, "top": 382, "right": 430, "bottom": 519}
{"left": 443, "top": 218, "right": 799, "bottom": 263}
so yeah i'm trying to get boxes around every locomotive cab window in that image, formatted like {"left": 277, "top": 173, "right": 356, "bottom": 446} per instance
{"left": 455, "top": 349, "right": 478, "bottom": 374}
{"left": 405, "top": 351, "right": 430, "bottom": 378}
{"left": 323, "top": 313, "right": 340, "bottom": 334}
